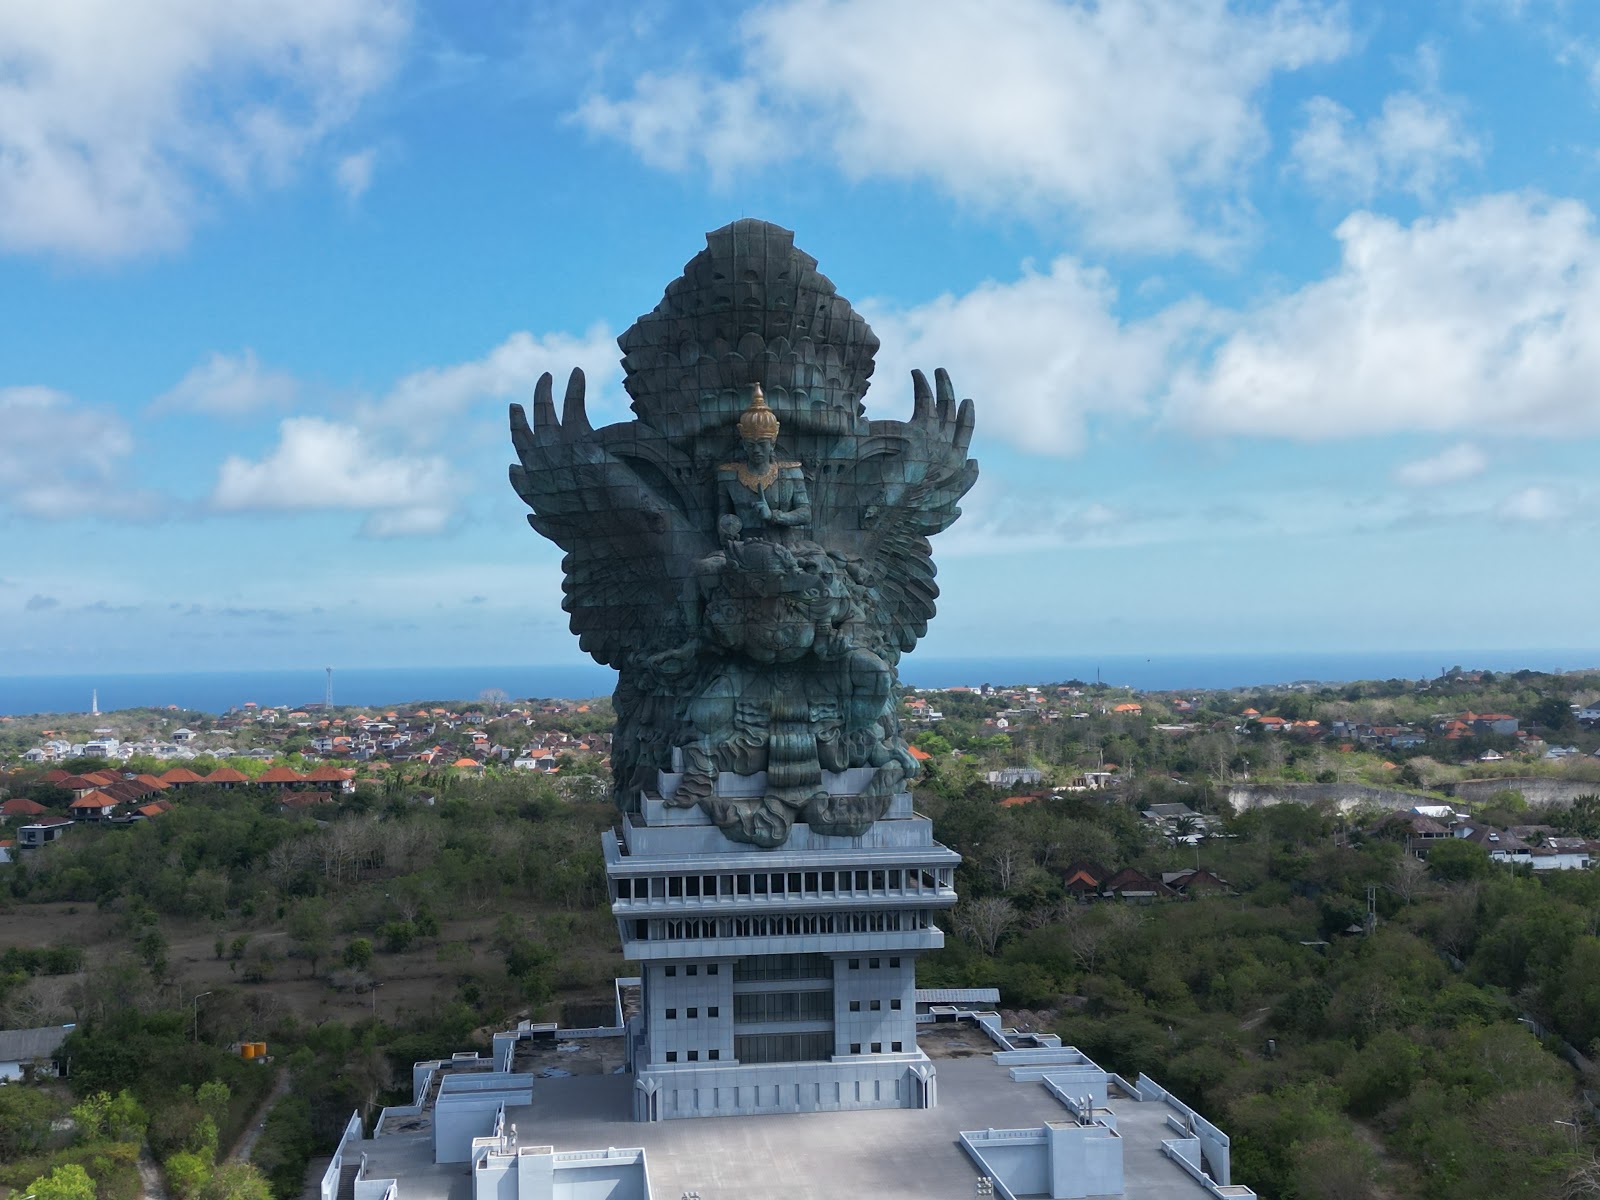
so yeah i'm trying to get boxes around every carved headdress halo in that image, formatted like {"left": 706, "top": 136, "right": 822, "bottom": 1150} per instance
{"left": 738, "top": 384, "right": 780, "bottom": 442}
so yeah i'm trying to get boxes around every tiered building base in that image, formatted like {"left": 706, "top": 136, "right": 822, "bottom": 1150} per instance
{"left": 601, "top": 767, "right": 960, "bottom": 1121}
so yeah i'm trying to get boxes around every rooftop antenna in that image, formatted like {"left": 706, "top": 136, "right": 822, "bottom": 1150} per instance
{"left": 324, "top": 667, "right": 334, "bottom": 710}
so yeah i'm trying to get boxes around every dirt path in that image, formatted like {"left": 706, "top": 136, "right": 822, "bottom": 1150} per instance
{"left": 228, "top": 1069, "right": 292, "bottom": 1163}
{"left": 138, "top": 1147, "right": 171, "bottom": 1200}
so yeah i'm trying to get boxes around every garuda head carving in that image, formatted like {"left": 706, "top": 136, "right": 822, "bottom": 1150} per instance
{"left": 509, "top": 219, "right": 978, "bottom": 848}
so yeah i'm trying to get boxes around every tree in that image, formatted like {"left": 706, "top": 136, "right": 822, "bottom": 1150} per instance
{"left": 0, "top": 1086, "right": 59, "bottom": 1160}
{"left": 24, "top": 1165, "right": 96, "bottom": 1200}
{"left": 165, "top": 1152, "right": 212, "bottom": 1200}
{"left": 199, "top": 1163, "right": 273, "bottom": 1200}
{"left": 343, "top": 938, "right": 374, "bottom": 971}
{"left": 954, "top": 897, "right": 1016, "bottom": 955}
{"left": 286, "top": 899, "right": 331, "bottom": 976}
{"left": 1428, "top": 838, "right": 1491, "bottom": 882}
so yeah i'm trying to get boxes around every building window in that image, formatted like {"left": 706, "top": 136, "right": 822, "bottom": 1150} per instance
{"left": 849, "top": 1000, "right": 861, "bottom": 1012}
{"left": 850, "top": 1044, "right": 861, "bottom": 1055}
{"left": 889, "top": 957, "right": 900, "bottom": 968}
{"left": 666, "top": 1008, "right": 677, "bottom": 1019}
{"left": 870, "top": 1000, "right": 881, "bottom": 1011}
{"left": 892, "top": 1041, "right": 903, "bottom": 1052}
{"left": 687, "top": 1050, "right": 699, "bottom": 1061}
{"left": 890, "top": 999, "right": 901, "bottom": 1010}
{"left": 707, "top": 964, "right": 719, "bottom": 975}
{"left": 871, "top": 1042, "right": 882, "bottom": 1053}
{"left": 709, "top": 1049, "right": 720, "bottom": 1061}
{"left": 687, "top": 965, "right": 698, "bottom": 976}
{"left": 665, "top": 966, "right": 677, "bottom": 977}
{"left": 869, "top": 957, "right": 880, "bottom": 969}
{"left": 708, "top": 1006, "right": 719, "bottom": 1018}
{"left": 822, "top": 871, "right": 836, "bottom": 890}
{"left": 848, "top": 958, "right": 860, "bottom": 970}
{"left": 688, "top": 1007, "right": 698, "bottom": 1018}
{"left": 666, "top": 1052, "right": 678, "bottom": 1063}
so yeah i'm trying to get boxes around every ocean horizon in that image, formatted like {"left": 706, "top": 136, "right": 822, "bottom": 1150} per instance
{"left": 2, "top": 649, "right": 1598, "bottom": 717}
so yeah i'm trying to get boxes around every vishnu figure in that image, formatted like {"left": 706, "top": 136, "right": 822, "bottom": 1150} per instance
{"left": 717, "top": 384, "right": 810, "bottom": 543}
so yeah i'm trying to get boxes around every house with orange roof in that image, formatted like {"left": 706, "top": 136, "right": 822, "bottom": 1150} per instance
{"left": 204, "top": 767, "right": 249, "bottom": 788}
{"left": 1, "top": 798, "right": 49, "bottom": 820}
{"left": 68, "top": 791, "right": 119, "bottom": 821}
{"left": 1111, "top": 702, "right": 1143, "bottom": 716}
{"left": 906, "top": 745, "right": 932, "bottom": 763}
{"left": 303, "top": 764, "right": 356, "bottom": 794}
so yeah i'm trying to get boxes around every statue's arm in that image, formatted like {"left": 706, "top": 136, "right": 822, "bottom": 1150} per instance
{"left": 772, "top": 469, "right": 811, "bottom": 527}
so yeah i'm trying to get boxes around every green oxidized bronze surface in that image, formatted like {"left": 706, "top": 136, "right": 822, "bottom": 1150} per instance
{"left": 508, "top": 219, "right": 978, "bottom": 848}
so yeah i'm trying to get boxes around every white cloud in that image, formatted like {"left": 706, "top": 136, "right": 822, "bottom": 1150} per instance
{"left": 210, "top": 416, "right": 454, "bottom": 536}
{"left": 1501, "top": 485, "right": 1568, "bottom": 522}
{"left": 152, "top": 349, "right": 299, "bottom": 415}
{"left": 573, "top": 75, "right": 787, "bottom": 185}
{"left": 1168, "top": 193, "right": 1600, "bottom": 439}
{"left": 335, "top": 148, "right": 377, "bottom": 201}
{"left": 575, "top": 0, "right": 1349, "bottom": 253}
{"left": 0, "top": 386, "right": 154, "bottom": 518}
{"left": 1291, "top": 91, "right": 1481, "bottom": 200}
{"left": 0, "top": 0, "right": 409, "bottom": 260}
{"left": 865, "top": 257, "right": 1208, "bottom": 455}
{"left": 362, "top": 326, "right": 622, "bottom": 446}
{"left": 1394, "top": 443, "right": 1488, "bottom": 487}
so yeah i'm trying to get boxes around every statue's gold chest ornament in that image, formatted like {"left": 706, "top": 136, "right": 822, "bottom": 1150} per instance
{"left": 732, "top": 462, "right": 781, "bottom": 492}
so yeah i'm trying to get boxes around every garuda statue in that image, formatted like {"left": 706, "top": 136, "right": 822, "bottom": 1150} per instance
{"left": 509, "top": 220, "right": 977, "bottom": 848}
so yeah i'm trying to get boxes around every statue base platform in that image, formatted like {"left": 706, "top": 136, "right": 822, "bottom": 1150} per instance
{"left": 601, "top": 770, "right": 960, "bottom": 1121}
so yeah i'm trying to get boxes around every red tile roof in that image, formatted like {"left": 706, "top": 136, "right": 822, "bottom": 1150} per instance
{"left": 159, "top": 768, "right": 206, "bottom": 785}
{"left": 205, "top": 767, "right": 249, "bottom": 784}
{"left": 1, "top": 798, "right": 48, "bottom": 817}
{"left": 69, "top": 791, "right": 117, "bottom": 810}
{"left": 256, "top": 766, "right": 306, "bottom": 784}
{"left": 303, "top": 764, "right": 354, "bottom": 783}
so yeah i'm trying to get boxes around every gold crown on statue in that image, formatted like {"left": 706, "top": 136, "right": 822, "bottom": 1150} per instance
{"left": 737, "top": 384, "right": 780, "bottom": 442}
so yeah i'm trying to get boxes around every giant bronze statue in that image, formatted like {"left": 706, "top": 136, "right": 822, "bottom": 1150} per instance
{"left": 510, "top": 220, "right": 977, "bottom": 848}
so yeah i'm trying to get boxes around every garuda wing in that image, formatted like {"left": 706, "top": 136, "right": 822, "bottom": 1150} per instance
{"left": 509, "top": 369, "right": 711, "bottom": 670}
{"left": 824, "top": 367, "right": 978, "bottom": 661}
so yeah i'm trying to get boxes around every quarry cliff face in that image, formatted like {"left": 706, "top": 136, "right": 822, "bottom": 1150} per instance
{"left": 1228, "top": 776, "right": 1598, "bottom": 815}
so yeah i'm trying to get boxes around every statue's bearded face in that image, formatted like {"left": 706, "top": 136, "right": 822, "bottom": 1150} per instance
{"left": 744, "top": 438, "right": 776, "bottom": 471}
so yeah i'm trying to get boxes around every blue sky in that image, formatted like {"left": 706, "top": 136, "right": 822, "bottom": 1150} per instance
{"left": 5, "top": 0, "right": 1600, "bottom": 676}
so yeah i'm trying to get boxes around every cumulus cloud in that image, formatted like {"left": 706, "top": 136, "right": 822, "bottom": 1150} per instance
{"left": 575, "top": 0, "right": 1350, "bottom": 253}
{"left": 574, "top": 76, "right": 786, "bottom": 184}
{"left": 1291, "top": 91, "right": 1481, "bottom": 200}
{"left": 0, "top": 0, "right": 409, "bottom": 260}
{"left": 25, "top": 594, "right": 59, "bottom": 612}
{"left": 1394, "top": 443, "right": 1488, "bottom": 487}
{"left": 0, "top": 386, "right": 157, "bottom": 518}
{"left": 865, "top": 257, "right": 1207, "bottom": 455}
{"left": 1167, "top": 193, "right": 1600, "bottom": 438}
{"left": 361, "top": 326, "right": 622, "bottom": 446}
{"left": 210, "top": 416, "right": 455, "bottom": 537}
{"left": 151, "top": 349, "right": 299, "bottom": 415}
